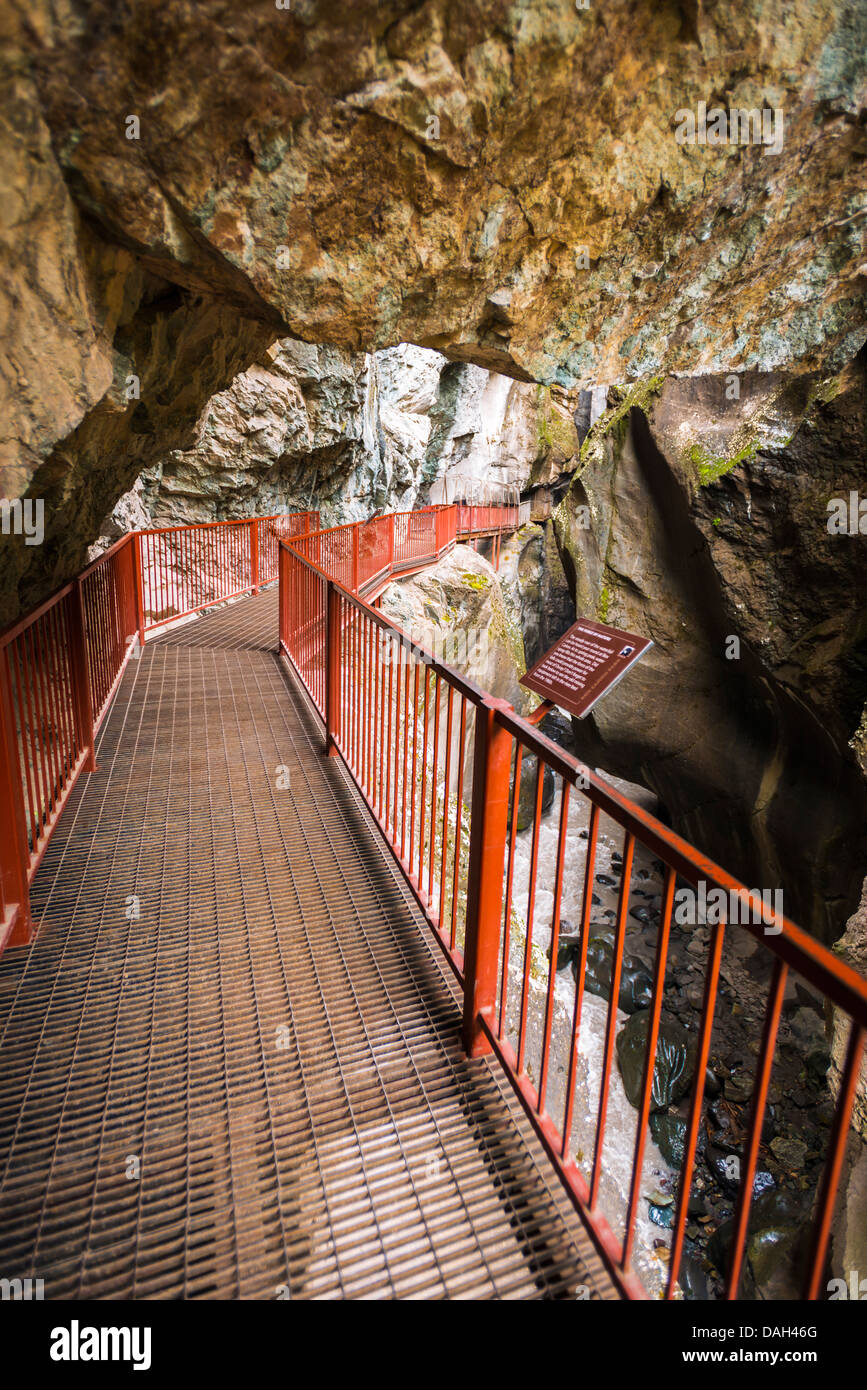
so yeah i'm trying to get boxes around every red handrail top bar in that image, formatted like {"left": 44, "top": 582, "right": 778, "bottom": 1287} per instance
{"left": 281, "top": 533, "right": 867, "bottom": 1030}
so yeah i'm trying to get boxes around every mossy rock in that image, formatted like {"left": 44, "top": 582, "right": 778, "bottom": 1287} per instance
{"left": 709, "top": 1190, "right": 809, "bottom": 1297}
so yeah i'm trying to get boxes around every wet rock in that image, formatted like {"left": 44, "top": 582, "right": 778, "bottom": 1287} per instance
{"left": 582, "top": 940, "right": 653, "bottom": 1015}
{"left": 706, "top": 1146, "right": 775, "bottom": 1199}
{"left": 596, "top": 873, "right": 618, "bottom": 889}
{"left": 649, "top": 1112, "right": 706, "bottom": 1171}
{"left": 686, "top": 983, "right": 705, "bottom": 1011}
{"left": 509, "top": 756, "right": 556, "bottom": 832}
{"left": 549, "top": 918, "right": 582, "bottom": 972}
{"left": 629, "top": 905, "right": 657, "bottom": 926}
{"left": 616, "top": 1010, "right": 696, "bottom": 1111}
{"left": 709, "top": 1190, "right": 809, "bottom": 1298}
{"left": 679, "top": 1244, "right": 711, "bottom": 1300}
{"left": 703, "top": 1068, "right": 722, "bottom": 1099}
{"left": 790, "top": 1007, "right": 828, "bottom": 1051}
{"left": 648, "top": 1202, "right": 674, "bottom": 1230}
{"left": 816, "top": 1098, "right": 835, "bottom": 1127}
{"left": 770, "top": 1136, "right": 807, "bottom": 1170}
{"left": 724, "top": 1073, "right": 753, "bottom": 1105}
{"left": 553, "top": 941, "right": 576, "bottom": 973}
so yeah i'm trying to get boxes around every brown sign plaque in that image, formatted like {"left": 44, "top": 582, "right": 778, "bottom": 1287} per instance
{"left": 520, "top": 618, "right": 653, "bottom": 720}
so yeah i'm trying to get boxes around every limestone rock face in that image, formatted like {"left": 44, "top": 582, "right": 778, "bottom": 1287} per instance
{"left": 98, "top": 339, "right": 581, "bottom": 542}
{"left": 553, "top": 356, "right": 867, "bottom": 943}
{"left": 132, "top": 339, "right": 382, "bottom": 528}
{"left": 3, "top": 0, "right": 866, "bottom": 613}
{"left": 497, "top": 521, "right": 575, "bottom": 670}
{"left": 380, "top": 543, "right": 530, "bottom": 714}
{"left": 830, "top": 879, "right": 867, "bottom": 1142}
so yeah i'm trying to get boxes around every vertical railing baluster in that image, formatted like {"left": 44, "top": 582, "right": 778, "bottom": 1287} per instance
{"left": 461, "top": 697, "right": 513, "bottom": 1057}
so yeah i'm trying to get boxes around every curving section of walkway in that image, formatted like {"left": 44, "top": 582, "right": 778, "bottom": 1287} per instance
{"left": 0, "top": 590, "right": 614, "bottom": 1299}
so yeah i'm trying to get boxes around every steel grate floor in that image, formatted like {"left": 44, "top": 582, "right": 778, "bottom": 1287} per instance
{"left": 0, "top": 589, "right": 614, "bottom": 1300}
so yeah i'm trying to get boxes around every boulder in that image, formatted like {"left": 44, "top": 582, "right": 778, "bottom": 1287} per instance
{"left": 616, "top": 1009, "right": 696, "bottom": 1111}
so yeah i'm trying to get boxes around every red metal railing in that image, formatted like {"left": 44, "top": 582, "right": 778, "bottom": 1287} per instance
{"left": 3, "top": 493, "right": 863, "bottom": 1301}
{"left": 136, "top": 511, "right": 319, "bottom": 635}
{"left": 279, "top": 509, "right": 867, "bottom": 1303}
{"left": 0, "top": 510, "right": 319, "bottom": 951}
{"left": 0, "top": 534, "right": 140, "bottom": 950}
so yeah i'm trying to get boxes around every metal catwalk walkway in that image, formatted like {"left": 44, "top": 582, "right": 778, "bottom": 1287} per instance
{"left": 0, "top": 590, "right": 613, "bottom": 1300}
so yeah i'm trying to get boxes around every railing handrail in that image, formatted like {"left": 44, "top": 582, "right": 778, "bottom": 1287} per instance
{"left": 282, "top": 534, "right": 867, "bottom": 1027}
{"left": 137, "top": 511, "right": 312, "bottom": 537}
{"left": 279, "top": 501, "right": 867, "bottom": 1303}
{"left": 0, "top": 508, "right": 321, "bottom": 950}
{"left": 4, "top": 493, "right": 864, "bottom": 1303}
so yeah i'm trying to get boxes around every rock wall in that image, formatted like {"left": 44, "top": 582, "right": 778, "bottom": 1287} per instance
{"left": 3, "top": 0, "right": 866, "bottom": 617}
{"left": 379, "top": 543, "right": 531, "bottom": 714}
{"left": 92, "top": 339, "right": 580, "bottom": 546}
{"left": 553, "top": 356, "right": 867, "bottom": 943}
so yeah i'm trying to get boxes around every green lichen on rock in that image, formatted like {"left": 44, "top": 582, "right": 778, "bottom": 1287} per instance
{"left": 578, "top": 377, "right": 665, "bottom": 474}
{"left": 597, "top": 582, "right": 611, "bottom": 623}
{"left": 687, "top": 438, "right": 759, "bottom": 486}
{"left": 490, "top": 578, "right": 527, "bottom": 680}
{"left": 803, "top": 371, "right": 846, "bottom": 421}
{"left": 461, "top": 571, "right": 491, "bottom": 591}
{"left": 535, "top": 384, "right": 578, "bottom": 454}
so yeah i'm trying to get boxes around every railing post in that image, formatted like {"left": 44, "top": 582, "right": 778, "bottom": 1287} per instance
{"left": 0, "top": 648, "right": 32, "bottom": 945}
{"left": 249, "top": 519, "right": 260, "bottom": 595}
{"left": 69, "top": 579, "right": 97, "bottom": 774}
{"left": 352, "top": 524, "right": 359, "bottom": 593}
{"left": 462, "top": 697, "right": 513, "bottom": 1057}
{"left": 132, "top": 532, "right": 146, "bottom": 648}
{"left": 278, "top": 541, "right": 286, "bottom": 656}
{"left": 325, "top": 581, "right": 341, "bottom": 757}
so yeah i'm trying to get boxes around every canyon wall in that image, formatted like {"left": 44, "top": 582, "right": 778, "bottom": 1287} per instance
{"left": 92, "top": 340, "right": 579, "bottom": 547}
{"left": 554, "top": 355, "right": 867, "bottom": 942}
{"left": 3, "top": 0, "right": 866, "bottom": 618}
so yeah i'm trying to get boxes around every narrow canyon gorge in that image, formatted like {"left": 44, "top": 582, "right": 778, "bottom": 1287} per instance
{"left": 1, "top": 0, "right": 865, "bottom": 1317}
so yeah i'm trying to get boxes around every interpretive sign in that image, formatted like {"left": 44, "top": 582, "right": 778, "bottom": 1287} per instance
{"left": 520, "top": 618, "right": 652, "bottom": 720}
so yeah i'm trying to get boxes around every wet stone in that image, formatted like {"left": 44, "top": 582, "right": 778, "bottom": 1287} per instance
{"left": 582, "top": 939, "right": 654, "bottom": 1014}
{"left": 509, "top": 756, "right": 555, "bottom": 832}
{"left": 616, "top": 1009, "right": 696, "bottom": 1111}
{"left": 724, "top": 1073, "right": 753, "bottom": 1104}
{"left": 649, "top": 1111, "right": 707, "bottom": 1169}
{"left": 710, "top": 1190, "right": 808, "bottom": 1298}
{"left": 648, "top": 1202, "right": 674, "bottom": 1230}
{"left": 770, "top": 1135, "right": 807, "bottom": 1169}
